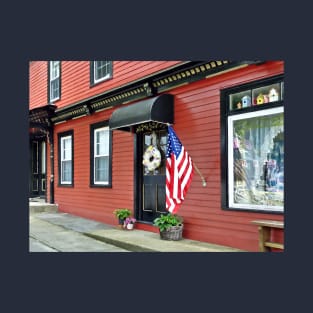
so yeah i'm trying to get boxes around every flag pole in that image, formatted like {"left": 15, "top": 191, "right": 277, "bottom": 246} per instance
{"left": 193, "top": 162, "right": 207, "bottom": 187}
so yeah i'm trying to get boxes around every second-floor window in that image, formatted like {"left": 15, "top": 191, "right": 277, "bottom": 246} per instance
{"left": 49, "top": 61, "right": 60, "bottom": 102}
{"left": 90, "top": 61, "right": 113, "bottom": 85}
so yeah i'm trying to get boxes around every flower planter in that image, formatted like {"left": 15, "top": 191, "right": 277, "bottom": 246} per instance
{"left": 113, "top": 209, "right": 132, "bottom": 228}
{"left": 159, "top": 224, "right": 183, "bottom": 241}
{"left": 126, "top": 223, "right": 134, "bottom": 230}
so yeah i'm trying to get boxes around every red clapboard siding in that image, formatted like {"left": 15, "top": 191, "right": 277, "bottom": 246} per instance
{"left": 44, "top": 61, "right": 284, "bottom": 251}
{"left": 29, "top": 62, "right": 48, "bottom": 109}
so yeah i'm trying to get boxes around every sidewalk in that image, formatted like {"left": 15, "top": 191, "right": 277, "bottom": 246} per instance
{"left": 29, "top": 211, "right": 244, "bottom": 252}
{"left": 29, "top": 214, "right": 129, "bottom": 252}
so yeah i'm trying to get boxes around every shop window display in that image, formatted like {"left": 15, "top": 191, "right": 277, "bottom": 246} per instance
{"left": 229, "top": 82, "right": 283, "bottom": 111}
{"left": 228, "top": 108, "right": 284, "bottom": 212}
{"left": 222, "top": 76, "right": 284, "bottom": 213}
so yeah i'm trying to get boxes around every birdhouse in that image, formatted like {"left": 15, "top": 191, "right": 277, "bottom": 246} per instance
{"left": 241, "top": 95, "right": 251, "bottom": 108}
{"left": 268, "top": 88, "right": 279, "bottom": 102}
{"left": 256, "top": 93, "right": 264, "bottom": 105}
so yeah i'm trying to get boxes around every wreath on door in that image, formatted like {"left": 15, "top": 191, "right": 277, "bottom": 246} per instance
{"left": 142, "top": 145, "right": 162, "bottom": 171}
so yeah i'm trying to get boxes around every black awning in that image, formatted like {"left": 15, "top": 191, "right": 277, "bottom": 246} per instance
{"left": 109, "top": 94, "right": 174, "bottom": 131}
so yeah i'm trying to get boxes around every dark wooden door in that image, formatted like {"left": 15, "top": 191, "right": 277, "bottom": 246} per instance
{"left": 138, "top": 129, "right": 168, "bottom": 223}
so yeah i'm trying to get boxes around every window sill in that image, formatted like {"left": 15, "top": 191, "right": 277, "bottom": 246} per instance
{"left": 90, "top": 76, "right": 113, "bottom": 87}
{"left": 50, "top": 97, "right": 60, "bottom": 103}
{"left": 58, "top": 183, "right": 74, "bottom": 187}
{"left": 222, "top": 206, "right": 284, "bottom": 215}
{"left": 90, "top": 184, "right": 112, "bottom": 188}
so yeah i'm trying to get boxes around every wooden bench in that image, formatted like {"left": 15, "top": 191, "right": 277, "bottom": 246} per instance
{"left": 251, "top": 220, "right": 284, "bottom": 252}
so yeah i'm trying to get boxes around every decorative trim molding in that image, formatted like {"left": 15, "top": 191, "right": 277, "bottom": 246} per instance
{"left": 48, "top": 61, "right": 256, "bottom": 124}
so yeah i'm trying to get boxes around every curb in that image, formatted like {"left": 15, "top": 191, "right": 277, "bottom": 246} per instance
{"left": 84, "top": 233, "right": 157, "bottom": 252}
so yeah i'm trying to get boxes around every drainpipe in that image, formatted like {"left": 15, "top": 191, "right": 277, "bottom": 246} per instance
{"left": 48, "top": 129, "right": 54, "bottom": 204}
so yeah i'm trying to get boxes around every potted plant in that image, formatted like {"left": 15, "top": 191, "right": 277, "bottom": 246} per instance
{"left": 153, "top": 213, "right": 184, "bottom": 240}
{"left": 113, "top": 208, "right": 131, "bottom": 226}
{"left": 124, "top": 217, "right": 136, "bottom": 230}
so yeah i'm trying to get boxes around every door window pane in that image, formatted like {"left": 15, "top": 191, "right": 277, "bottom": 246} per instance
{"left": 143, "top": 131, "right": 166, "bottom": 176}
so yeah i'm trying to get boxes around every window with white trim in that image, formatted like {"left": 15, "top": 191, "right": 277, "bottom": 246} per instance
{"left": 90, "top": 61, "right": 113, "bottom": 85}
{"left": 49, "top": 61, "right": 60, "bottom": 101}
{"left": 58, "top": 131, "right": 73, "bottom": 185}
{"left": 221, "top": 76, "right": 284, "bottom": 213}
{"left": 90, "top": 122, "right": 112, "bottom": 187}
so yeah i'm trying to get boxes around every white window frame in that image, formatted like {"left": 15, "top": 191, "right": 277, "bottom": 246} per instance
{"left": 93, "top": 61, "right": 112, "bottom": 83}
{"left": 50, "top": 61, "right": 60, "bottom": 101}
{"left": 227, "top": 106, "right": 284, "bottom": 212}
{"left": 60, "top": 135, "right": 72, "bottom": 184}
{"left": 94, "top": 126, "right": 110, "bottom": 185}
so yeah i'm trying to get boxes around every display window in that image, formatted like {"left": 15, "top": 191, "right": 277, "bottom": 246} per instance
{"left": 221, "top": 76, "right": 284, "bottom": 213}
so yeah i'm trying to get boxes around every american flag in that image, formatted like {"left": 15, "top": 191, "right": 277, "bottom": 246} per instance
{"left": 166, "top": 126, "right": 194, "bottom": 213}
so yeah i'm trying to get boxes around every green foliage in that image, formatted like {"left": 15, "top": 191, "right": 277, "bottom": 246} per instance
{"left": 153, "top": 213, "right": 183, "bottom": 232}
{"left": 113, "top": 208, "right": 131, "bottom": 220}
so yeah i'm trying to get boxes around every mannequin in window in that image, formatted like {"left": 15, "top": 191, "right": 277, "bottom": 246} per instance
{"left": 233, "top": 134, "right": 243, "bottom": 183}
{"left": 233, "top": 133, "right": 253, "bottom": 202}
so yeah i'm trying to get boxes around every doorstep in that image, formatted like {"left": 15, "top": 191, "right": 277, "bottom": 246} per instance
{"left": 29, "top": 201, "right": 59, "bottom": 214}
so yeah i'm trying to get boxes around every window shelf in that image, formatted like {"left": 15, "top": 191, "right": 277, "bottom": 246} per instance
{"left": 229, "top": 81, "right": 284, "bottom": 112}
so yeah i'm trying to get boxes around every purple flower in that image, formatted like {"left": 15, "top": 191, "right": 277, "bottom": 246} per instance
{"left": 124, "top": 217, "right": 136, "bottom": 226}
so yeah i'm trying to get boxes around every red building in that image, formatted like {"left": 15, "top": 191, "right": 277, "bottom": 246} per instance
{"left": 29, "top": 60, "right": 284, "bottom": 251}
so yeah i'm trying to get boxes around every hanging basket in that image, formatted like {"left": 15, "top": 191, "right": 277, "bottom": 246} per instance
{"left": 160, "top": 224, "right": 183, "bottom": 241}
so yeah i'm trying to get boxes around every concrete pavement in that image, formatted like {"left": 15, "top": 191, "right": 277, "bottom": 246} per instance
{"left": 29, "top": 237, "right": 58, "bottom": 252}
{"left": 29, "top": 211, "right": 245, "bottom": 252}
{"left": 29, "top": 214, "right": 129, "bottom": 252}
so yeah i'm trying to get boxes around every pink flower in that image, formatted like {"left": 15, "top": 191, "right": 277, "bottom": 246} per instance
{"left": 124, "top": 217, "right": 136, "bottom": 227}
